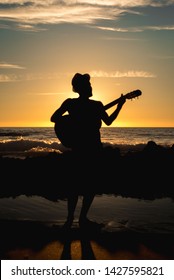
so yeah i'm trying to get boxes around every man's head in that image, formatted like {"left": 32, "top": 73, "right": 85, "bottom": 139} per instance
{"left": 71, "top": 73, "right": 92, "bottom": 97}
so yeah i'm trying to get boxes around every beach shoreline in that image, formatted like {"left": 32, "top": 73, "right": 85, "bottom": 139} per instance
{"left": 1, "top": 141, "right": 174, "bottom": 260}
{"left": 1, "top": 219, "right": 174, "bottom": 260}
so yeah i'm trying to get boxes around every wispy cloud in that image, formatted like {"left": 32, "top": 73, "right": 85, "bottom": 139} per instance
{"left": 96, "top": 25, "right": 174, "bottom": 33}
{"left": 0, "top": 2, "right": 121, "bottom": 26}
{"left": 0, "top": 69, "right": 156, "bottom": 83}
{"left": 0, "top": 62, "right": 25, "bottom": 69}
{"left": 147, "top": 25, "right": 174, "bottom": 31}
{"left": 0, "top": 71, "right": 66, "bottom": 82}
{"left": 0, "top": 0, "right": 174, "bottom": 31}
{"left": 1, "top": 1, "right": 173, "bottom": 7}
{"left": 90, "top": 70, "right": 156, "bottom": 78}
{"left": 16, "top": 23, "right": 47, "bottom": 32}
{"left": 0, "top": 74, "right": 18, "bottom": 82}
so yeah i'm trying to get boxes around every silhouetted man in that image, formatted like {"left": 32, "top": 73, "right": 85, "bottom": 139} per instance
{"left": 51, "top": 73, "right": 126, "bottom": 228}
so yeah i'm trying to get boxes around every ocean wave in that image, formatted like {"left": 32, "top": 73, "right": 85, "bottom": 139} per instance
{"left": 0, "top": 139, "right": 69, "bottom": 157}
{"left": 0, "top": 138, "right": 172, "bottom": 159}
{"left": 0, "top": 127, "right": 173, "bottom": 158}
{"left": 0, "top": 132, "right": 31, "bottom": 137}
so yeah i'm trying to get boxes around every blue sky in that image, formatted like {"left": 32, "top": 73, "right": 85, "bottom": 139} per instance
{"left": 0, "top": 0, "right": 174, "bottom": 127}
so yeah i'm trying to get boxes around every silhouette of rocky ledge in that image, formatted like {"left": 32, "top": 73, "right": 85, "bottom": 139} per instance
{"left": 1, "top": 141, "right": 174, "bottom": 201}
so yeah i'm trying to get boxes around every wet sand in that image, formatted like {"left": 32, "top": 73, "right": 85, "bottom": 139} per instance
{"left": 0, "top": 219, "right": 174, "bottom": 260}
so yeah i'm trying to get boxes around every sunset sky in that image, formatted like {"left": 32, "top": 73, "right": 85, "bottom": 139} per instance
{"left": 0, "top": 0, "right": 174, "bottom": 127}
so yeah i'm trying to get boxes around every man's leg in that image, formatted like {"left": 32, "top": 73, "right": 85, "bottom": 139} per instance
{"left": 64, "top": 194, "right": 78, "bottom": 228}
{"left": 79, "top": 193, "right": 95, "bottom": 226}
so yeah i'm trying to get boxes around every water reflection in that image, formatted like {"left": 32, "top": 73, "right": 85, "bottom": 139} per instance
{"left": 0, "top": 195, "right": 174, "bottom": 234}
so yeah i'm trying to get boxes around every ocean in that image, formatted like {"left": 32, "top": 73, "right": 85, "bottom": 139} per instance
{"left": 0, "top": 126, "right": 174, "bottom": 157}
{"left": 0, "top": 126, "right": 174, "bottom": 233}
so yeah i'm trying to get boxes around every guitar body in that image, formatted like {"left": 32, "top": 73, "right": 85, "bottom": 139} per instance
{"left": 54, "top": 115, "right": 73, "bottom": 148}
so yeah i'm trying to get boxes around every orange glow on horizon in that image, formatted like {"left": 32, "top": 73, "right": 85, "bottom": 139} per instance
{"left": 1, "top": 120, "right": 173, "bottom": 128}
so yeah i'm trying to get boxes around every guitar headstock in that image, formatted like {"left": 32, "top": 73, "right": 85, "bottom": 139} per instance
{"left": 125, "top": 89, "right": 142, "bottom": 100}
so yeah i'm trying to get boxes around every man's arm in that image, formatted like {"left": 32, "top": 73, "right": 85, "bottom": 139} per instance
{"left": 50, "top": 99, "right": 70, "bottom": 123}
{"left": 101, "top": 95, "right": 126, "bottom": 126}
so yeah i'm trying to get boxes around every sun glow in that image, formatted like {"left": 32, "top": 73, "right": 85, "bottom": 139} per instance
{"left": 0, "top": 1, "right": 174, "bottom": 128}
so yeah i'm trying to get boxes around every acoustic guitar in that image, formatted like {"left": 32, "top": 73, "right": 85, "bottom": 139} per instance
{"left": 54, "top": 89, "right": 142, "bottom": 148}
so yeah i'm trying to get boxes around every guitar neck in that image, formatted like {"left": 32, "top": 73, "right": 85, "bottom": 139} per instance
{"left": 104, "top": 96, "right": 122, "bottom": 110}
{"left": 104, "top": 89, "right": 142, "bottom": 110}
